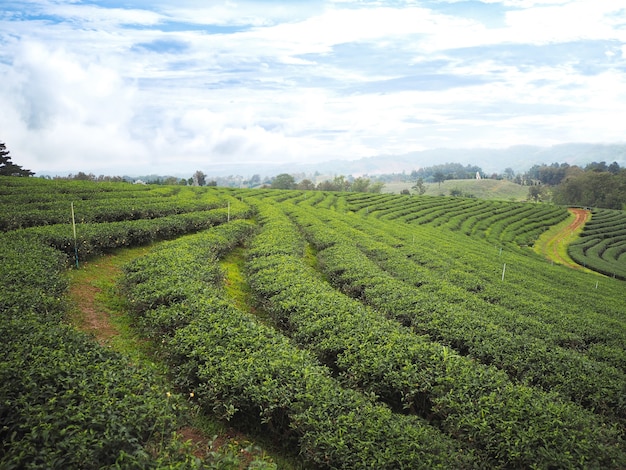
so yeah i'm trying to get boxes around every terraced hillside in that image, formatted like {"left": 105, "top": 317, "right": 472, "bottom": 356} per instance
{"left": 568, "top": 208, "right": 626, "bottom": 280}
{"left": 1, "top": 177, "right": 625, "bottom": 469}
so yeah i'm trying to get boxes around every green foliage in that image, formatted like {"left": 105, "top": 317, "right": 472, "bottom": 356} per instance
{"left": 0, "top": 180, "right": 229, "bottom": 231}
{"left": 569, "top": 208, "right": 626, "bottom": 280}
{"left": 270, "top": 173, "right": 296, "bottom": 190}
{"left": 287, "top": 206, "right": 626, "bottom": 422}
{"left": 411, "top": 162, "right": 482, "bottom": 181}
{"left": 0, "top": 233, "right": 68, "bottom": 320}
{"left": 336, "top": 192, "right": 568, "bottom": 247}
{"left": 2, "top": 178, "right": 626, "bottom": 469}
{"left": 526, "top": 161, "right": 626, "bottom": 209}
{"left": 0, "top": 235, "right": 201, "bottom": 469}
{"left": 412, "top": 177, "right": 427, "bottom": 195}
{"left": 244, "top": 203, "right": 625, "bottom": 469}
{"left": 553, "top": 170, "right": 626, "bottom": 209}
{"left": 0, "top": 180, "right": 264, "bottom": 469}
{"left": 121, "top": 217, "right": 472, "bottom": 469}
{"left": 0, "top": 142, "right": 34, "bottom": 177}
{"left": 0, "top": 317, "right": 197, "bottom": 469}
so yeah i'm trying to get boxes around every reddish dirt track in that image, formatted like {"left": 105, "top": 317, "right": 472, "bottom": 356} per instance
{"left": 546, "top": 208, "right": 589, "bottom": 269}
{"left": 69, "top": 257, "right": 120, "bottom": 345}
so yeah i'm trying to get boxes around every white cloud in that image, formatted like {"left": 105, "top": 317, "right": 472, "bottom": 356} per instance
{"left": 503, "top": 0, "right": 626, "bottom": 43}
{"left": 0, "top": 39, "right": 145, "bottom": 172}
{"left": 1, "top": 0, "right": 625, "bottom": 175}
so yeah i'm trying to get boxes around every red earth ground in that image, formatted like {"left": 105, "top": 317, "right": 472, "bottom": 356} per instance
{"left": 544, "top": 208, "right": 589, "bottom": 270}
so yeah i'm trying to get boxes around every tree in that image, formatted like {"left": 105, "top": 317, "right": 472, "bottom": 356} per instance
{"left": 271, "top": 173, "right": 296, "bottom": 189}
{"left": 433, "top": 171, "right": 446, "bottom": 188}
{"left": 369, "top": 182, "right": 385, "bottom": 193}
{"left": 332, "top": 175, "right": 350, "bottom": 192}
{"left": 412, "top": 177, "right": 426, "bottom": 195}
{"left": 296, "top": 179, "right": 316, "bottom": 190}
{"left": 608, "top": 161, "right": 621, "bottom": 175}
{"left": 163, "top": 176, "right": 179, "bottom": 185}
{"left": 528, "top": 185, "right": 545, "bottom": 203}
{"left": 192, "top": 170, "right": 206, "bottom": 186}
{"left": 0, "top": 141, "right": 34, "bottom": 177}
{"left": 249, "top": 174, "right": 261, "bottom": 186}
{"left": 351, "top": 177, "right": 371, "bottom": 193}
{"left": 73, "top": 172, "right": 95, "bottom": 181}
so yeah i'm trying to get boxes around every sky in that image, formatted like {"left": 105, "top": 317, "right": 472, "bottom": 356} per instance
{"left": 1, "top": 0, "right": 626, "bottom": 176}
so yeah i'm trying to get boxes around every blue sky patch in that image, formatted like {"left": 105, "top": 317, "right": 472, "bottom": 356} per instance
{"left": 132, "top": 39, "right": 190, "bottom": 54}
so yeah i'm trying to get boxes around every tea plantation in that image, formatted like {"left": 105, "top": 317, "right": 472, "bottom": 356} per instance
{"left": 1, "top": 177, "right": 625, "bottom": 469}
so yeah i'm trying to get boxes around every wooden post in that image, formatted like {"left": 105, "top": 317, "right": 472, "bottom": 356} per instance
{"left": 71, "top": 202, "right": 79, "bottom": 268}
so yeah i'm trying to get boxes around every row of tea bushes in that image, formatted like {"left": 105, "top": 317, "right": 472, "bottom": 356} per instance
{"left": 338, "top": 192, "right": 569, "bottom": 247}
{"left": 244, "top": 200, "right": 626, "bottom": 469}
{"left": 11, "top": 201, "right": 254, "bottom": 261}
{"left": 569, "top": 208, "right": 626, "bottom": 280}
{"left": 0, "top": 178, "right": 233, "bottom": 231}
{"left": 120, "top": 219, "right": 473, "bottom": 469}
{"left": 1, "top": 187, "right": 262, "bottom": 469}
{"left": 285, "top": 205, "right": 626, "bottom": 421}
{"left": 294, "top": 194, "right": 626, "bottom": 369}
{"left": 0, "top": 233, "right": 202, "bottom": 469}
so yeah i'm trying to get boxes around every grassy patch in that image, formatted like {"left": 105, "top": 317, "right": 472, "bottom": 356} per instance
{"left": 220, "top": 247, "right": 252, "bottom": 311}
{"left": 385, "top": 179, "right": 529, "bottom": 201}
{"left": 67, "top": 246, "right": 160, "bottom": 364}
{"left": 533, "top": 209, "right": 597, "bottom": 273}
{"left": 66, "top": 245, "right": 282, "bottom": 469}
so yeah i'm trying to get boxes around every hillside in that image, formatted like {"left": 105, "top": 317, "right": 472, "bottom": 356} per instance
{"left": 1, "top": 177, "right": 625, "bottom": 469}
{"left": 384, "top": 178, "right": 529, "bottom": 200}
{"left": 160, "top": 143, "right": 626, "bottom": 179}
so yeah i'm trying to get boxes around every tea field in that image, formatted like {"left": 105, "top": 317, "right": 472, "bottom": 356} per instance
{"left": 1, "top": 176, "right": 625, "bottom": 469}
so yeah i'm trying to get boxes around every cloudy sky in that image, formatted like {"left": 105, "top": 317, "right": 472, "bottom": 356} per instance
{"left": 1, "top": 0, "right": 625, "bottom": 176}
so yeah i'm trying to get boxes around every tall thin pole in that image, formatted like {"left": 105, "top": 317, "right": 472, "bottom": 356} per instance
{"left": 71, "top": 202, "right": 79, "bottom": 268}
{"left": 501, "top": 263, "right": 506, "bottom": 281}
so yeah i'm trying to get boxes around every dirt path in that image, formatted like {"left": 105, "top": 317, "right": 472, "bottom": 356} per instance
{"left": 67, "top": 248, "right": 273, "bottom": 466}
{"left": 67, "top": 250, "right": 215, "bottom": 455}
{"left": 542, "top": 208, "right": 589, "bottom": 269}
{"left": 68, "top": 254, "right": 122, "bottom": 345}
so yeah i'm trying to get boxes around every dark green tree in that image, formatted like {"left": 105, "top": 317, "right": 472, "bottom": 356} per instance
{"left": 296, "top": 179, "right": 316, "bottom": 190}
{"left": 528, "top": 185, "right": 545, "bottom": 202}
{"left": 369, "top": 181, "right": 385, "bottom": 193}
{"left": 351, "top": 177, "right": 371, "bottom": 193}
{"left": 271, "top": 173, "right": 296, "bottom": 189}
{"left": 433, "top": 171, "right": 446, "bottom": 187}
{"left": 608, "top": 161, "right": 621, "bottom": 175}
{"left": 503, "top": 167, "right": 515, "bottom": 180}
{"left": 0, "top": 141, "right": 34, "bottom": 176}
{"left": 193, "top": 170, "right": 206, "bottom": 186}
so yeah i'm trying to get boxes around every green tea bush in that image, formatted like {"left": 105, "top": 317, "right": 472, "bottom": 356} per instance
{"left": 121, "top": 220, "right": 474, "bottom": 469}
{"left": 0, "top": 234, "right": 201, "bottom": 469}
{"left": 245, "top": 202, "right": 626, "bottom": 469}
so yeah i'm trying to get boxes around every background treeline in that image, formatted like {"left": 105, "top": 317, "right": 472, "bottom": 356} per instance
{"left": 525, "top": 162, "right": 626, "bottom": 209}
{"left": 269, "top": 173, "right": 385, "bottom": 193}
{"left": 406, "top": 161, "right": 626, "bottom": 210}
{"left": 410, "top": 163, "right": 484, "bottom": 181}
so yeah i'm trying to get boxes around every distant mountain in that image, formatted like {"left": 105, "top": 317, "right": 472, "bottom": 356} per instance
{"left": 42, "top": 143, "right": 626, "bottom": 179}
{"left": 301, "top": 143, "right": 626, "bottom": 177}
{"left": 202, "top": 143, "right": 626, "bottom": 178}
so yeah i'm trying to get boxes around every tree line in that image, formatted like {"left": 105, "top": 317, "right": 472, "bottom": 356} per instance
{"left": 2, "top": 138, "right": 624, "bottom": 208}
{"left": 410, "top": 163, "right": 483, "bottom": 182}
{"left": 269, "top": 173, "right": 384, "bottom": 193}
{"left": 523, "top": 162, "right": 626, "bottom": 209}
